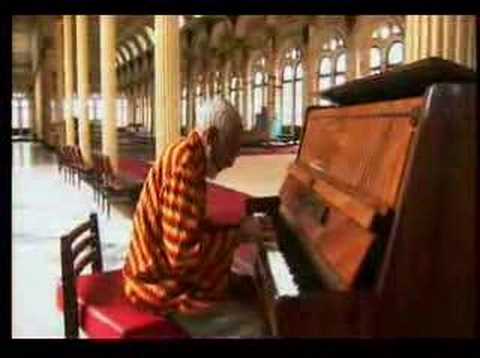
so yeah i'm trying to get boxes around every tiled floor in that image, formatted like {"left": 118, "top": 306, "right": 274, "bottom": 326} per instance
{"left": 11, "top": 141, "right": 295, "bottom": 338}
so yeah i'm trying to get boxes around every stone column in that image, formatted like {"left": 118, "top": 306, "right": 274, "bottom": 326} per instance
{"left": 100, "top": 15, "right": 119, "bottom": 172}
{"left": 454, "top": 16, "right": 469, "bottom": 64}
{"left": 149, "top": 81, "right": 154, "bottom": 134}
{"left": 429, "top": 15, "right": 443, "bottom": 57}
{"left": 63, "top": 15, "right": 75, "bottom": 146}
{"left": 76, "top": 15, "right": 92, "bottom": 167}
{"left": 266, "top": 48, "right": 276, "bottom": 121}
{"left": 304, "top": 44, "right": 316, "bottom": 107}
{"left": 419, "top": 16, "right": 431, "bottom": 59}
{"left": 55, "top": 20, "right": 64, "bottom": 126}
{"left": 242, "top": 70, "right": 250, "bottom": 129}
{"left": 406, "top": 15, "right": 476, "bottom": 70}
{"left": 34, "top": 70, "right": 43, "bottom": 140}
{"left": 128, "top": 89, "right": 135, "bottom": 126}
{"left": 154, "top": 15, "right": 181, "bottom": 157}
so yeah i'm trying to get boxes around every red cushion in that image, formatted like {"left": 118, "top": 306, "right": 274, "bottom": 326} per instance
{"left": 56, "top": 270, "right": 188, "bottom": 339}
{"left": 206, "top": 183, "right": 250, "bottom": 226}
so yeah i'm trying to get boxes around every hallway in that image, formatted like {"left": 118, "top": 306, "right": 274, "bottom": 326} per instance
{"left": 12, "top": 142, "right": 295, "bottom": 338}
{"left": 12, "top": 142, "right": 136, "bottom": 338}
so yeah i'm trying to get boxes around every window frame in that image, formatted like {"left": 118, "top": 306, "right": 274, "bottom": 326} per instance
{"left": 281, "top": 47, "right": 303, "bottom": 130}
{"left": 369, "top": 22, "right": 405, "bottom": 75}
{"left": 317, "top": 34, "right": 347, "bottom": 107}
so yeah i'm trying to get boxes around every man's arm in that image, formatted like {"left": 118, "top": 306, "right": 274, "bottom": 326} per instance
{"left": 161, "top": 162, "right": 207, "bottom": 277}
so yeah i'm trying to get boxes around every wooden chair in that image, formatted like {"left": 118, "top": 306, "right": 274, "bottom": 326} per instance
{"left": 59, "top": 213, "right": 103, "bottom": 338}
{"left": 56, "top": 213, "right": 188, "bottom": 339}
{"left": 99, "top": 155, "right": 141, "bottom": 218}
{"left": 91, "top": 153, "right": 104, "bottom": 206}
{"left": 71, "top": 147, "right": 94, "bottom": 189}
{"left": 59, "top": 146, "right": 75, "bottom": 184}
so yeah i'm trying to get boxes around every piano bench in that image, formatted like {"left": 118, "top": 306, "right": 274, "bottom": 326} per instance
{"left": 56, "top": 269, "right": 189, "bottom": 339}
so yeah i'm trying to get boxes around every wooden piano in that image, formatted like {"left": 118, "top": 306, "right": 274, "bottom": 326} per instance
{"left": 246, "top": 58, "right": 477, "bottom": 337}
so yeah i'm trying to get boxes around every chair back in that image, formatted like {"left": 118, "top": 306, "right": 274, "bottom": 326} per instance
{"left": 60, "top": 213, "right": 103, "bottom": 338}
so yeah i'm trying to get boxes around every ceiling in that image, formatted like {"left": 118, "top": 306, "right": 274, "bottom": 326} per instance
{"left": 12, "top": 15, "right": 156, "bottom": 92}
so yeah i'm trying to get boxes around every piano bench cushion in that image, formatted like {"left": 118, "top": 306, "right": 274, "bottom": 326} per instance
{"left": 56, "top": 269, "right": 189, "bottom": 339}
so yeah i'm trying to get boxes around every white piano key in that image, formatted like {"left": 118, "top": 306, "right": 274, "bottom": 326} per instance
{"left": 266, "top": 250, "right": 299, "bottom": 297}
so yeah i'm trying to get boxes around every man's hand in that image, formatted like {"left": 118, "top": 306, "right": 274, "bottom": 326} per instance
{"left": 238, "top": 216, "right": 262, "bottom": 240}
{"left": 236, "top": 215, "right": 275, "bottom": 243}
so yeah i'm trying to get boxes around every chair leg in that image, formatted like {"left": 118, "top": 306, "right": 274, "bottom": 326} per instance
{"left": 107, "top": 196, "right": 111, "bottom": 219}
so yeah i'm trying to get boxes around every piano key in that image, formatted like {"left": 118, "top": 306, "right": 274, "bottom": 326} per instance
{"left": 266, "top": 250, "right": 299, "bottom": 297}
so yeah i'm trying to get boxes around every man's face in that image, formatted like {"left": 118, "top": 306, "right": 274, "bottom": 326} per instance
{"left": 210, "top": 127, "right": 241, "bottom": 173}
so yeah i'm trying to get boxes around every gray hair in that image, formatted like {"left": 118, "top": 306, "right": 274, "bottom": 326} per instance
{"left": 195, "top": 98, "right": 243, "bottom": 136}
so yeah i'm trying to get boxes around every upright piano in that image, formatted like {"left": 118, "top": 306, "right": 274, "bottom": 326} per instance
{"left": 246, "top": 58, "right": 477, "bottom": 337}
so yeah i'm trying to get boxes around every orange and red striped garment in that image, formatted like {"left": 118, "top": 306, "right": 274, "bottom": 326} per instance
{"left": 123, "top": 131, "right": 239, "bottom": 315}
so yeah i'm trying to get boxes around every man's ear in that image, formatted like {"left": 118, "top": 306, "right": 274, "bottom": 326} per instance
{"left": 206, "top": 126, "right": 219, "bottom": 146}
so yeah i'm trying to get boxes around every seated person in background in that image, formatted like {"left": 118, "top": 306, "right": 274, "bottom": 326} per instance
{"left": 240, "top": 106, "right": 271, "bottom": 146}
{"left": 123, "top": 98, "right": 263, "bottom": 316}
{"left": 254, "top": 106, "right": 270, "bottom": 133}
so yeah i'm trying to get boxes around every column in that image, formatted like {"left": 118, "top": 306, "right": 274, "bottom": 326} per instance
{"left": 267, "top": 45, "right": 277, "bottom": 120}
{"left": 404, "top": 16, "right": 413, "bottom": 63}
{"left": 430, "top": 15, "right": 443, "bottom": 57}
{"left": 34, "top": 70, "right": 43, "bottom": 140}
{"left": 410, "top": 15, "right": 421, "bottom": 62}
{"left": 55, "top": 20, "right": 64, "bottom": 123}
{"left": 63, "top": 15, "right": 75, "bottom": 146}
{"left": 406, "top": 15, "right": 475, "bottom": 69}
{"left": 304, "top": 44, "right": 316, "bottom": 107}
{"left": 419, "top": 16, "right": 431, "bottom": 58}
{"left": 76, "top": 15, "right": 92, "bottom": 167}
{"left": 154, "top": 15, "right": 181, "bottom": 157}
{"left": 242, "top": 70, "right": 250, "bottom": 128}
{"left": 100, "top": 15, "right": 119, "bottom": 172}
{"left": 149, "top": 81, "right": 154, "bottom": 134}
{"left": 54, "top": 20, "right": 64, "bottom": 146}
{"left": 454, "top": 16, "right": 468, "bottom": 64}
{"left": 442, "top": 15, "right": 456, "bottom": 61}
{"left": 128, "top": 89, "right": 135, "bottom": 126}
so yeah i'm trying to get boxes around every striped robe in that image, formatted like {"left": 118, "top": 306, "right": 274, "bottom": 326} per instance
{"left": 123, "top": 131, "right": 239, "bottom": 315}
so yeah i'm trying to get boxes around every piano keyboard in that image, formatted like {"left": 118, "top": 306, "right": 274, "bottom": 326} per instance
{"left": 266, "top": 249, "right": 299, "bottom": 297}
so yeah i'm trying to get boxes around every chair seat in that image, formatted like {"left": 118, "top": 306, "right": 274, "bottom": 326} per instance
{"left": 56, "top": 270, "right": 189, "bottom": 338}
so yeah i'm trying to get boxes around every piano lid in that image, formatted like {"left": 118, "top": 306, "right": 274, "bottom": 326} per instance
{"left": 321, "top": 57, "right": 476, "bottom": 106}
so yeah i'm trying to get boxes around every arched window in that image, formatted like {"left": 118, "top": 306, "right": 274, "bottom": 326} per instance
{"left": 11, "top": 92, "right": 30, "bottom": 131}
{"left": 229, "top": 73, "right": 243, "bottom": 117}
{"left": 370, "top": 47, "right": 382, "bottom": 75}
{"left": 387, "top": 41, "right": 405, "bottom": 68}
{"left": 317, "top": 34, "right": 347, "bottom": 106}
{"left": 370, "top": 22, "right": 405, "bottom": 75}
{"left": 116, "top": 95, "right": 128, "bottom": 127}
{"left": 335, "top": 53, "right": 347, "bottom": 85}
{"left": 318, "top": 57, "right": 333, "bottom": 106}
{"left": 194, "top": 80, "right": 203, "bottom": 124}
{"left": 294, "top": 64, "right": 303, "bottom": 126}
{"left": 181, "top": 86, "right": 188, "bottom": 128}
{"left": 250, "top": 56, "right": 268, "bottom": 130}
{"left": 213, "top": 71, "right": 223, "bottom": 99}
{"left": 282, "top": 65, "right": 294, "bottom": 127}
{"left": 281, "top": 48, "right": 303, "bottom": 127}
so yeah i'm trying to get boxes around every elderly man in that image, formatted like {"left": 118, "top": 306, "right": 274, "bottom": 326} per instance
{"left": 123, "top": 98, "right": 259, "bottom": 316}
